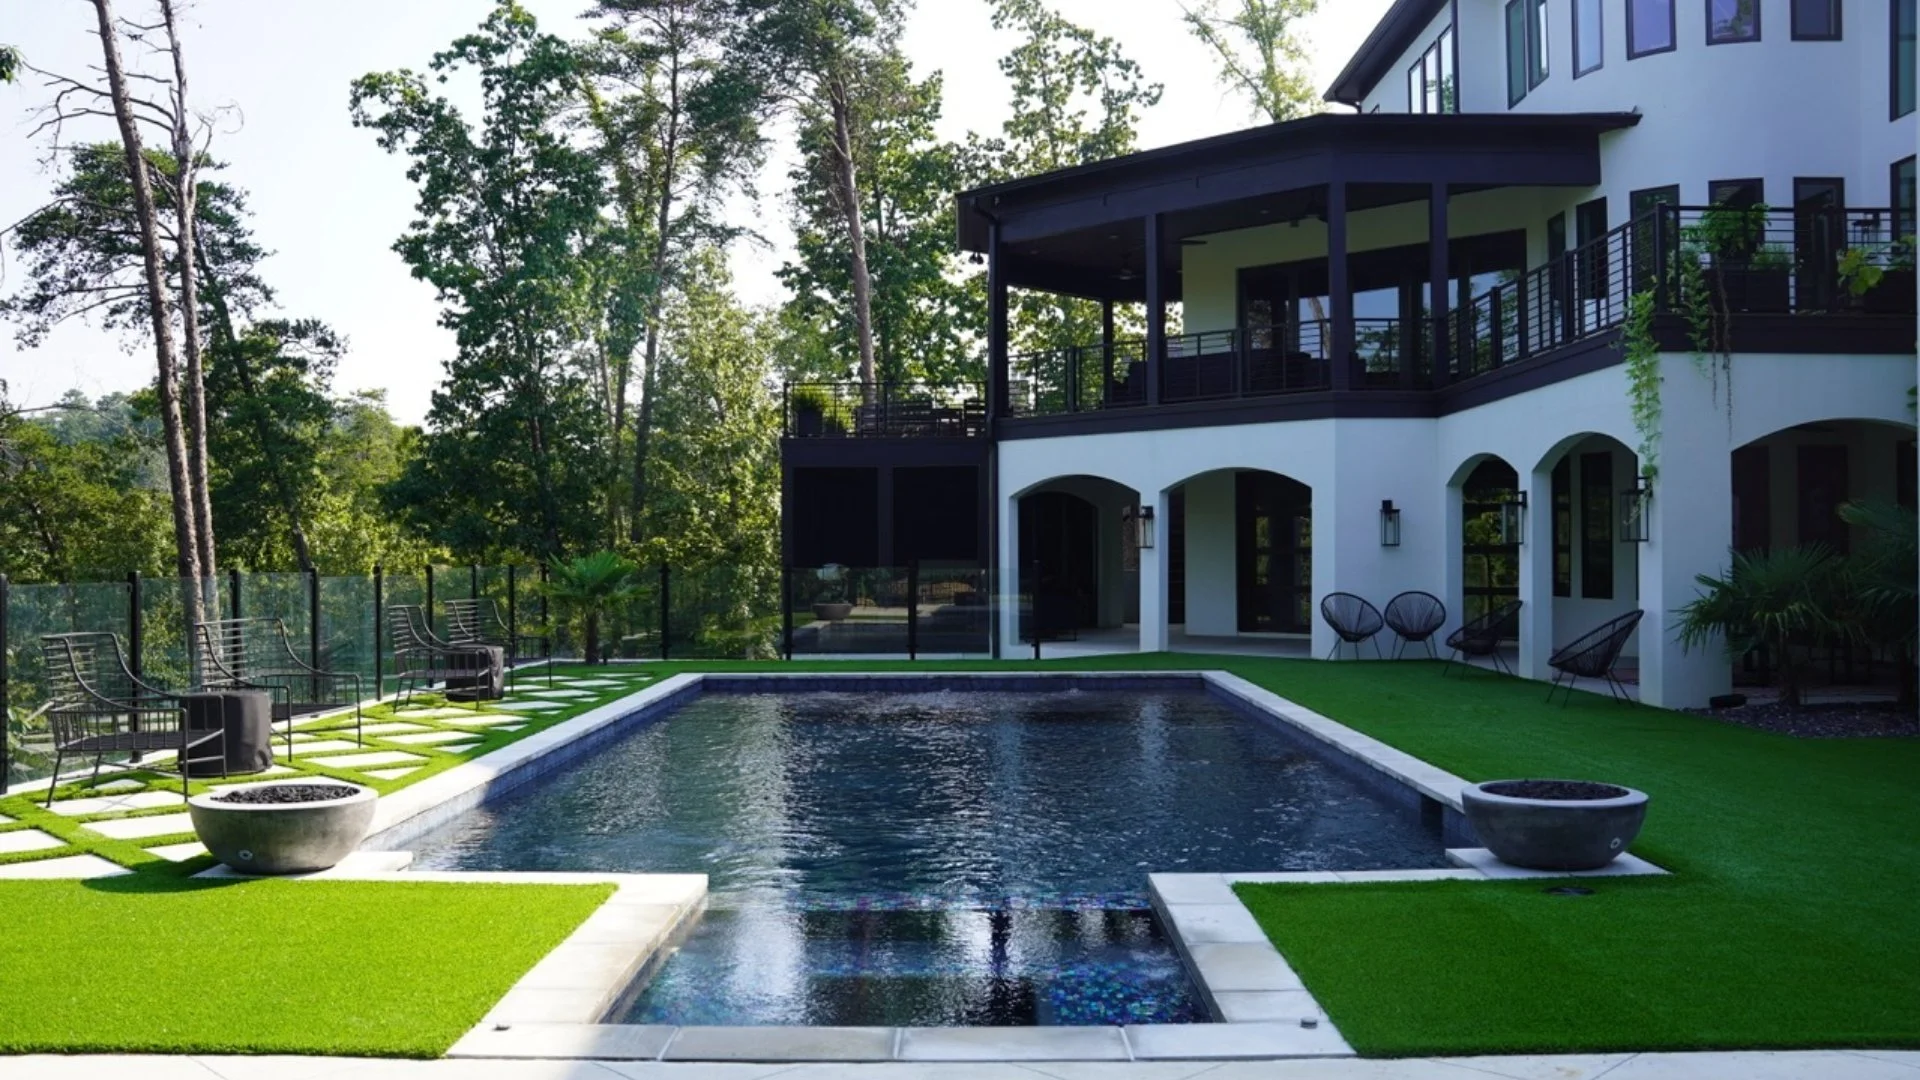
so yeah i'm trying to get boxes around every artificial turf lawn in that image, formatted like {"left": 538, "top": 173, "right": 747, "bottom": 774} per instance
{"left": 0, "top": 876, "right": 613, "bottom": 1056}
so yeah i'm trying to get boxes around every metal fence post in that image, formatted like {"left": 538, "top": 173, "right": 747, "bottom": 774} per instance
{"left": 424, "top": 564, "right": 435, "bottom": 635}
{"left": 470, "top": 564, "right": 479, "bottom": 600}
{"left": 308, "top": 568, "right": 322, "bottom": 700}
{"left": 659, "top": 564, "right": 671, "bottom": 663}
{"left": 127, "top": 571, "right": 143, "bottom": 679}
{"left": 229, "top": 567, "right": 242, "bottom": 621}
{"left": 907, "top": 562, "right": 919, "bottom": 661}
{"left": 781, "top": 566, "right": 794, "bottom": 662}
{"left": 372, "top": 563, "right": 384, "bottom": 701}
{"left": 1, "top": 574, "right": 10, "bottom": 787}
{"left": 507, "top": 564, "right": 518, "bottom": 653}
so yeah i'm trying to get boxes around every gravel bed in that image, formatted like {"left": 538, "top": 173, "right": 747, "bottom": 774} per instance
{"left": 1481, "top": 780, "right": 1631, "bottom": 800}
{"left": 210, "top": 783, "right": 361, "bottom": 805}
{"left": 1687, "top": 700, "right": 1919, "bottom": 739}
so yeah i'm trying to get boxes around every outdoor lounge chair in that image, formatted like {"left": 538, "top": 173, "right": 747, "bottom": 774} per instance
{"left": 444, "top": 596, "right": 551, "bottom": 689}
{"left": 1384, "top": 591, "right": 1448, "bottom": 659}
{"left": 195, "top": 617, "right": 363, "bottom": 754}
{"left": 1320, "top": 592, "right": 1385, "bottom": 660}
{"left": 1547, "top": 609, "right": 1645, "bottom": 704}
{"left": 1444, "top": 599, "right": 1522, "bottom": 676}
{"left": 386, "top": 605, "right": 495, "bottom": 707}
{"left": 39, "top": 632, "right": 226, "bottom": 806}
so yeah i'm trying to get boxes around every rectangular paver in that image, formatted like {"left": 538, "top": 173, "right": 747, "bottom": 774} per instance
{"left": 308, "top": 751, "right": 427, "bottom": 769}
{"left": 384, "top": 731, "right": 482, "bottom": 746}
{"left": 48, "top": 790, "right": 182, "bottom": 817}
{"left": 897, "top": 1026, "right": 1129, "bottom": 1061}
{"left": 0, "top": 829, "right": 66, "bottom": 855}
{"left": 82, "top": 813, "right": 193, "bottom": 840}
{"left": 663, "top": 1026, "right": 895, "bottom": 1062}
{"left": 0, "top": 854, "right": 131, "bottom": 879}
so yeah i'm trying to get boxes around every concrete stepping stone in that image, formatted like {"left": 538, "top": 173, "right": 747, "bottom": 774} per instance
{"left": 289, "top": 739, "right": 363, "bottom": 756}
{"left": 0, "top": 814, "right": 11, "bottom": 825}
{"left": 437, "top": 743, "right": 480, "bottom": 756}
{"left": 83, "top": 812, "right": 194, "bottom": 840}
{"left": 49, "top": 790, "right": 183, "bottom": 817}
{"left": 493, "top": 701, "right": 561, "bottom": 711}
{"left": 364, "top": 766, "right": 420, "bottom": 781}
{"left": 93, "top": 779, "right": 145, "bottom": 793}
{"left": 0, "top": 853, "right": 130, "bottom": 879}
{"left": 497, "top": 724, "right": 525, "bottom": 732}
{"left": 526, "top": 689, "right": 591, "bottom": 699}
{"left": 0, "top": 829, "right": 65, "bottom": 854}
{"left": 354, "top": 722, "right": 431, "bottom": 737}
{"left": 309, "top": 750, "right": 426, "bottom": 769}
{"left": 146, "top": 841, "right": 208, "bottom": 861}
{"left": 385, "top": 730, "right": 479, "bottom": 746}
{"left": 394, "top": 707, "right": 498, "bottom": 720}
{"left": 441, "top": 714, "right": 520, "bottom": 726}
{"left": 208, "top": 765, "right": 296, "bottom": 784}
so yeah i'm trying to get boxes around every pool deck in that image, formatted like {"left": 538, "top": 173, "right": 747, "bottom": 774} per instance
{"left": 7, "top": 1050, "right": 1917, "bottom": 1078}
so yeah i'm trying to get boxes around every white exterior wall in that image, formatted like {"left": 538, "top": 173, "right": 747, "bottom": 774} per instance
{"left": 1182, "top": 472, "right": 1238, "bottom": 635}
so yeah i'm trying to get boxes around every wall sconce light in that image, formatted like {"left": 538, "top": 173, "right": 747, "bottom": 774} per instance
{"left": 1498, "top": 491, "right": 1528, "bottom": 545}
{"left": 1126, "top": 504, "right": 1156, "bottom": 549}
{"left": 1379, "top": 499, "right": 1402, "bottom": 547}
{"left": 1620, "top": 475, "right": 1652, "bottom": 543}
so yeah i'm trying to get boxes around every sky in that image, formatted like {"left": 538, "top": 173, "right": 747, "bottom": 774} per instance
{"left": 0, "top": 0, "right": 1393, "bottom": 425}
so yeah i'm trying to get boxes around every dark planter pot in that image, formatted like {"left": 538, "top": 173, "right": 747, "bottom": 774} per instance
{"left": 812, "top": 602, "right": 853, "bottom": 622}
{"left": 1461, "top": 779, "right": 1649, "bottom": 871}
{"left": 795, "top": 406, "right": 824, "bottom": 438}
{"left": 1703, "top": 267, "right": 1791, "bottom": 313}
{"left": 1865, "top": 269, "right": 1918, "bottom": 315}
{"left": 189, "top": 781, "right": 377, "bottom": 875}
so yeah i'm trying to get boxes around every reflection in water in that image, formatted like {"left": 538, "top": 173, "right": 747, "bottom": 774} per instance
{"left": 407, "top": 689, "right": 1446, "bottom": 1025}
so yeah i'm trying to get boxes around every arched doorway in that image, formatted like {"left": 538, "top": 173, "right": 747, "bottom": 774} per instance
{"left": 1458, "top": 457, "right": 1520, "bottom": 628}
{"left": 1015, "top": 476, "right": 1141, "bottom": 647}
{"left": 1165, "top": 468, "right": 1313, "bottom": 642}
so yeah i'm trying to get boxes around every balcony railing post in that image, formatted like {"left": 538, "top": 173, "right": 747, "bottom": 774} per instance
{"left": 1489, "top": 291, "right": 1504, "bottom": 368}
{"left": 1234, "top": 328, "right": 1247, "bottom": 398}
{"left": 1515, "top": 280, "right": 1530, "bottom": 363}
{"left": 1065, "top": 347, "right": 1080, "bottom": 413}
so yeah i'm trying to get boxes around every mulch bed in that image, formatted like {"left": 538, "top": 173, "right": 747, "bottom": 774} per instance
{"left": 210, "top": 784, "right": 360, "bottom": 805}
{"left": 1688, "top": 700, "right": 1919, "bottom": 739}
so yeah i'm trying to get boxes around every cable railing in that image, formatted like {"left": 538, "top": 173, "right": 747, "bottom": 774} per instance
{"left": 782, "top": 381, "right": 987, "bottom": 439}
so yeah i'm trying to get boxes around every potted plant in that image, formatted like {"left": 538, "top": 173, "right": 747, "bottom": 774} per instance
{"left": 1691, "top": 203, "right": 1790, "bottom": 314}
{"left": 810, "top": 564, "right": 853, "bottom": 622}
{"left": 1675, "top": 544, "right": 1847, "bottom": 708}
{"left": 1461, "top": 779, "right": 1649, "bottom": 871}
{"left": 788, "top": 386, "right": 848, "bottom": 438}
{"left": 1844, "top": 236, "right": 1918, "bottom": 316}
{"left": 188, "top": 780, "right": 377, "bottom": 875}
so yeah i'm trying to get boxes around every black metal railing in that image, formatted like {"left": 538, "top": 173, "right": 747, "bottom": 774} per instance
{"left": 783, "top": 381, "right": 988, "bottom": 438}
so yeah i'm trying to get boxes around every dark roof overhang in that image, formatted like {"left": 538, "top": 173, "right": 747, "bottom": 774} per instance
{"left": 1324, "top": 0, "right": 1451, "bottom": 107}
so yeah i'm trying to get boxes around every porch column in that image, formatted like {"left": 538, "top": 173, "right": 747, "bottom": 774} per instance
{"left": 988, "top": 220, "right": 1009, "bottom": 419}
{"left": 1138, "top": 487, "right": 1171, "bottom": 652}
{"left": 1101, "top": 299, "right": 1115, "bottom": 406}
{"left": 1639, "top": 388, "right": 1735, "bottom": 708}
{"left": 1428, "top": 181, "right": 1451, "bottom": 388}
{"left": 1517, "top": 462, "right": 1555, "bottom": 680}
{"left": 997, "top": 487, "right": 1023, "bottom": 653}
{"left": 1145, "top": 212, "right": 1165, "bottom": 406}
{"left": 1327, "top": 182, "right": 1352, "bottom": 392}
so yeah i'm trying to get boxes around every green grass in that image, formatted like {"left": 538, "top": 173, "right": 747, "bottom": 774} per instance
{"left": 3, "top": 655, "right": 1915, "bottom": 1057}
{"left": 0, "top": 875, "right": 612, "bottom": 1056}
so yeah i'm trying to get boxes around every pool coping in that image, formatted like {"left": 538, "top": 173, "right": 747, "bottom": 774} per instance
{"left": 374, "top": 669, "right": 1666, "bottom": 1063}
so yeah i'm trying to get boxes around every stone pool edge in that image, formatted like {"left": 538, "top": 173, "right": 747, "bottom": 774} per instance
{"left": 374, "top": 669, "right": 1664, "bottom": 1063}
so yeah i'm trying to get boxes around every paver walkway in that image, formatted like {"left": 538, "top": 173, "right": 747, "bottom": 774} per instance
{"left": 4, "top": 1050, "right": 1916, "bottom": 1079}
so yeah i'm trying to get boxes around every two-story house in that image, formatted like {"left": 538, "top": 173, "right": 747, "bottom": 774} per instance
{"left": 782, "top": 0, "right": 1917, "bottom": 708}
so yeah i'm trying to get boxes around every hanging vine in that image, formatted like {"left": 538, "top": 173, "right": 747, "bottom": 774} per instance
{"left": 1620, "top": 290, "right": 1662, "bottom": 480}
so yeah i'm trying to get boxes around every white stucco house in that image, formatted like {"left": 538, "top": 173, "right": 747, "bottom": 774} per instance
{"left": 782, "top": 0, "right": 1917, "bottom": 709}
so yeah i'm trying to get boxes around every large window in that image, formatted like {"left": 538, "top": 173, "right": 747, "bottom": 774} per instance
{"left": 1575, "top": 197, "right": 1608, "bottom": 301}
{"left": 1710, "top": 178, "right": 1765, "bottom": 208}
{"left": 1580, "top": 453, "right": 1615, "bottom": 599}
{"left": 1791, "top": 0, "right": 1841, "bottom": 39}
{"left": 1898, "top": 0, "right": 1917, "bottom": 119}
{"left": 1552, "top": 457, "right": 1572, "bottom": 598}
{"left": 1709, "top": 0, "right": 1762, "bottom": 42}
{"left": 1409, "top": 28, "right": 1456, "bottom": 113}
{"left": 1506, "top": 0, "right": 1548, "bottom": 105}
{"left": 1895, "top": 156, "right": 1917, "bottom": 240}
{"left": 1629, "top": 0, "right": 1677, "bottom": 57}
{"left": 1574, "top": 0, "right": 1604, "bottom": 76}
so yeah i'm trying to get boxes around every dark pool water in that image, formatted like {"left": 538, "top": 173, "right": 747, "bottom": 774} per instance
{"left": 405, "top": 688, "right": 1446, "bottom": 1025}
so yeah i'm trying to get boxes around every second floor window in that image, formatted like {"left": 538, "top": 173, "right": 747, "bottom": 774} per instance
{"left": 1791, "top": 0, "right": 1841, "bottom": 39}
{"left": 1629, "top": 0, "right": 1677, "bottom": 57}
{"left": 1710, "top": 0, "right": 1762, "bottom": 41}
{"left": 1506, "top": 0, "right": 1548, "bottom": 105}
{"left": 1899, "top": 0, "right": 1917, "bottom": 119}
{"left": 1574, "top": 0, "right": 1604, "bottom": 76}
{"left": 1408, "top": 28, "right": 1456, "bottom": 113}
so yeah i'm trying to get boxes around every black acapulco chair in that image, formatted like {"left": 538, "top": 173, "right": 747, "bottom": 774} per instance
{"left": 1320, "top": 592, "right": 1385, "bottom": 660}
{"left": 1383, "top": 591, "right": 1448, "bottom": 659}
{"left": 1443, "top": 599, "right": 1522, "bottom": 676}
{"left": 1547, "top": 609, "right": 1646, "bottom": 704}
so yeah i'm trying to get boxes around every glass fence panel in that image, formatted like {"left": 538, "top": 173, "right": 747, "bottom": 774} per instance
{"left": 5, "top": 581, "right": 134, "bottom": 787}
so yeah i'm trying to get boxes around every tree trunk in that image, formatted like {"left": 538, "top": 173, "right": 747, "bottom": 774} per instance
{"left": 628, "top": 60, "right": 681, "bottom": 541}
{"left": 90, "top": 0, "right": 204, "bottom": 635}
{"left": 828, "top": 74, "right": 876, "bottom": 400}
{"left": 159, "top": 0, "right": 218, "bottom": 611}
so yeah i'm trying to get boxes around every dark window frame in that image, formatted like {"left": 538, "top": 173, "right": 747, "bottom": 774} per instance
{"left": 1529, "top": 0, "right": 1551, "bottom": 87}
{"left": 1574, "top": 197, "right": 1609, "bottom": 301}
{"left": 1580, "top": 452, "right": 1615, "bottom": 600}
{"left": 1897, "top": 0, "right": 1917, "bottom": 120}
{"left": 1790, "top": 0, "right": 1842, "bottom": 39}
{"left": 1708, "top": 0, "right": 1763, "bottom": 43}
{"left": 1894, "top": 156, "right": 1917, "bottom": 240}
{"left": 1552, "top": 457, "right": 1572, "bottom": 598}
{"left": 1573, "top": 0, "right": 1605, "bottom": 77}
{"left": 1709, "top": 177, "right": 1766, "bottom": 207}
{"left": 1506, "top": 0, "right": 1531, "bottom": 106}
{"left": 1629, "top": 0, "right": 1678, "bottom": 58}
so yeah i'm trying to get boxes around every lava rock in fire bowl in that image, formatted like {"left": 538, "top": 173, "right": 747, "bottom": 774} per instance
{"left": 188, "top": 780, "right": 377, "bottom": 875}
{"left": 1461, "top": 779, "right": 1649, "bottom": 871}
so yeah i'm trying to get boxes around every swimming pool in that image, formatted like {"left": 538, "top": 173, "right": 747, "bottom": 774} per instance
{"left": 405, "top": 686, "right": 1449, "bottom": 1026}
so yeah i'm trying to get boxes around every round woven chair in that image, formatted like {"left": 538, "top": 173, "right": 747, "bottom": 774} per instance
{"left": 1384, "top": 591, "right": 1447, "bottom": 659}
{"left": 1319, "top": 592, "right": 1385, "bottom": 660}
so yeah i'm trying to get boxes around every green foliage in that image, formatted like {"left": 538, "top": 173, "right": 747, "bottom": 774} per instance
{"left": 1619, "top": 291, "right": 1661, "bottom": 480}
{"left": 0, "top": 44, "right": 19, "bottom": 83}
{"left": 1675, "top": 544, "right": 1848, "bottom": 707}
{"left": 1178, "top": 0, "right": 1321, "bottom": 123}
{"left": 1838, "top": 246, "right": 1887, "bottom": 297}
{"left": 0, "top": 402, "right": 173, "bottom": 582}
{"left": 1837, "top": 499, "right": 1918, "bottom": 704}
{"left": 539, "top": 551, "right": 644, "bottom": 662}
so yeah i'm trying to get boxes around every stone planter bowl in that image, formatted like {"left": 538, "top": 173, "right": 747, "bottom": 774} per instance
{"left": 812, "top": 602, "right": 853, "bottom": 622}
{"left": 188, "top": 780, "right": 377, "bottom": 875}
{"left": 1461, "top": 779, "right": 1649, "bottom": 871}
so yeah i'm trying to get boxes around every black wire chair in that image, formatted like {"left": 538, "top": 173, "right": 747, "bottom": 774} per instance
{"left": 1384, "top": 591, "right": 1448, "bottom": 659}
{"left": 1444, "top": 599, "right": 1522, "bottom": 677}
{"left": 1547, "top": 609, "right": 1645, "bottom": 704}
{"left": 386, "top": 605, "right": 492, "bottom": 708}
{"left": 38, "top": 632, "right": 225, "bottom": 806}
{"left": 1320, "top": 592, "right": 1385, "bottom": 660}
{"left": 195, "top": 617, "right": 363, "bottom": 755}
{"left": 443, "top": 597, "right": 551, "bottom": 689}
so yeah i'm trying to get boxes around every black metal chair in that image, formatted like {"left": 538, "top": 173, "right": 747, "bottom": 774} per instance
{"left": 1320, "top": 592, "right": 1385, "bottom": 660}
{"left": 443, "top": 597, "right": 551, "bottom": 689}
{"left": 1384, "top": 591, "right": 1448, "bottom": 659}
{"left": 196, "top": 617, "right": 363, "bottom": 755}
{"left": 1547, "top": 609, "right": 1645, "bottom": 704}
{"left": 39, "top": 632, "right": 226, "bottom": 806}
{"left": 1444, "top": 599, "right": 1522, "bottom": 676}
{"left": 387, "top": 605, "right": 494, "bottom": 707}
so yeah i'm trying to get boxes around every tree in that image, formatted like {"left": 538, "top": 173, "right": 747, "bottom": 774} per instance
{"left": 0, "top": 45, "right": 19, "bottom": 83}
{"left": 1179, "top": 0, "right": 1321, "bottom": 124}
{"left": 540, "top": 551, "right": 642, "bottom": 663}
{"left": 353, "top": 0, "right": 608, "bottom": 559}
{"left": 582, "top": 0, "right": 766, "bottom": 540}
{"left": 0, "top": 393, "right": 174, "bottom": 583}
{"left": 735, "top": 0, "right": 902, "bottom": 396}
{"left": 304, "top": 391, "right": 449, "bottom": 575}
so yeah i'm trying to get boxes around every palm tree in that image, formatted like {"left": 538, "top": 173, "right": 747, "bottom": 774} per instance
{"left": 1839, "top": 499, "right": 1918, "bottom": 706}
{"left": 1675, "top": 544, "right": 1848, "bottom": 708}
{"left": 541, "top": 551, "right": 642, "bottom": 664}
